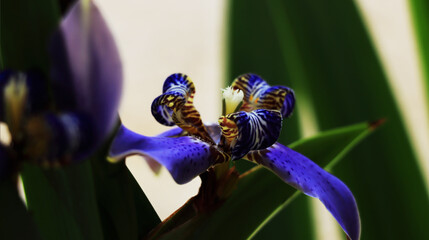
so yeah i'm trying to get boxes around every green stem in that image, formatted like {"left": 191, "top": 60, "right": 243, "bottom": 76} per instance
{"left": 247, "top": 191, "right": 301, "bottom": 240}
{"left": 146, "top": 198, "right": 197, "bottom": 239}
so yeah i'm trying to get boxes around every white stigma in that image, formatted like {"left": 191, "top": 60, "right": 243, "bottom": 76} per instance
{"left": 222, "top": 86, "right": 243, "bottom": 115}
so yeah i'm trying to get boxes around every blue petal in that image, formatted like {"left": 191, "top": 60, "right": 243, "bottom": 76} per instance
{"left": 232, "top": 73, "right": 269, "bottom": 103}
{"left": 247, "top": 143, "right": 360, "bottom": 240}
{"left": 51, "top": 1, "right": 122, "bottom": 147}
{"left": 260, "top": 85, "right": 295, "bottom": 118}
{"left": 151, "top": 73, "right": 214, "bottom": 143}
{"left": 151, "top": 73, "right": 194, "bottom": 126}
{"left": 219, "top": 109, "right": 282, "bottom": 160}
{"left": 232, "top": 73, "right": 295, "bottom": 118}
{"left": 108, "top": 125, "right": 227, "bottom": 184}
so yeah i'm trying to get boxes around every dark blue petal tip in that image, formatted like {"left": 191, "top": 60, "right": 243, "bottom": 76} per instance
{"left": 151, "top": 73, "right": 194, "bottom": 126}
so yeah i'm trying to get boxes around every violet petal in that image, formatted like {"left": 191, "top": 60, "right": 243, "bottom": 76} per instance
{"left": 53, "top": 1, "right": 122, "bottom": 146}
{"left": 109, "top": 124, "right": 227, "bottom": 184}
{"left": 247, "top": 143, "right": 360, "bottom": 240}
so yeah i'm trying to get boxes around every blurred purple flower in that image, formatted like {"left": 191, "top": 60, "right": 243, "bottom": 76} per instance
{"left": 0, "top": 1, "right": 122, "bottom": 172}
{"left": 109, "top": 73, "right": 360, "bottom": 239}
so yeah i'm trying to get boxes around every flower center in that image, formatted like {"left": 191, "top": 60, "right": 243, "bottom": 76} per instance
{"left": 221, "top": 86, "right": 243, "bottom": 115}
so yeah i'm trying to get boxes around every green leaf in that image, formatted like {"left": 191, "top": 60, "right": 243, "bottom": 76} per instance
{"left": 21, "top": 162, "right": 103, "bottom": 240}
{"left": 410, "top": 0, "right": 429, "bottom": 105}
{"left": 155, "top": 121, "right": 375, "bottom": 240}
{"left": 91, "top": 125, "right": 161, "bottom": 240}
{"left": 0, "top": 0, "right": 59, "bottom": 76}
{"left": 0, "top": 178, "right": 41, "bottom": 240}
{"left": 227, "top": 1, "right": 429, "bottom": 239}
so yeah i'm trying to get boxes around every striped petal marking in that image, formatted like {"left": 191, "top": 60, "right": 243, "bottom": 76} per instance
{"left": 151, "top": 73, "right": 213, "bottom": 143}
{"left": 219, "top": 109, "right": 282, "bottom": 160}
{"left": 231, "top": 73, "right": 295, "bottom": 118}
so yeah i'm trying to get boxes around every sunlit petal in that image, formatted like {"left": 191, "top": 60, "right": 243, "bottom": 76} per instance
{"left": 109, "top": 124, "right": 228, "bottom": 184}
{"left": 247, "top": 143, "right": 360, "bottom": 240}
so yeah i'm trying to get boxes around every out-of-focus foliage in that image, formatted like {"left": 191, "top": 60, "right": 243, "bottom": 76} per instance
{"left": 410, "top": 0, "right": 429, "bottom": 105}
{"left": 227, "top": 0, "right": 429, "bottom": 239}
{"left": 0, "top": 1, "right": 159, "bottom": 239}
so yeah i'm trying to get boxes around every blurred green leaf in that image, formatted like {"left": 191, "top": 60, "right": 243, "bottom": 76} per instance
{"left": 0, "top": 0, "right": 59, "bottom": 76}
{"left": 91, "top": 125, "right": 161, "bottom": 240}
{"left": 227, "top": 0, "right": 429, "bottom": 239}
{"left": 1, "top": 0, "right": 103, "bottom": 238}
{"left": 0, "top": 178, "right": 41, "bottom": 240}
{"left": 155, "top": 121, "right": 375, "bottom": 240}
{"left": 0, "top": 0, "right": 97, "bottom": 239}
{"left": 21, "top": 163, "right": 103, "bottom": 240}
{"left": 1, "top": 0, "right": 160, "bottom": 239}
{"left": 410, "top": 0, "right": 429, "bottom": 105}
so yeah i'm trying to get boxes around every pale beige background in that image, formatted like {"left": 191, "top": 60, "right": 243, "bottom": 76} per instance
{"left": 96, "top": 0, "right": 227, "bottom": 220}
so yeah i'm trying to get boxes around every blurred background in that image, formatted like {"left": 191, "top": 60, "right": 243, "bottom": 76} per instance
{"left": 95, "top": 0, "right": 428, "bottom": 239}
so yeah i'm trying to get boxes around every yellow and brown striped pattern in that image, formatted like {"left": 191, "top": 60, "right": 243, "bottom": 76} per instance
{"left": 231, "top": 73, "right": 295, "bottom": 118}
{"left": 152, "top": 73, "right": 214, "bottom": 144}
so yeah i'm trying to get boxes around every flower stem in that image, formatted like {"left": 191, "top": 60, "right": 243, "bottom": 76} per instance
{"left": 246, "top": 191, "right": 301, "bottom": 240}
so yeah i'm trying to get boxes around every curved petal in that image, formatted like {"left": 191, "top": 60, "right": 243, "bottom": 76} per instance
{"left": 51, "top": 1, "right": 122, "bottom": 148}
{"left": 151, "top": 73, "right": 213, "bottom": 143}
{"left": 247, "top": 143, "right": 360, "bottom": 240}
{"left": 232, "top": 73, "right": 295, "bottom": 118}
{"left": 151, "top": 73, "right": 194, "bottom": 126}
{"left": 219, "top": 109, "right": 282, "bottom": 160}
{"left": 108, "top": 125, "right": 228, "bottom": 184}
{"left": 149, "top": 126, "right": 215, "bottom": 173}
{"left": 147, "top": 127, "right": 185, "bottom": 173}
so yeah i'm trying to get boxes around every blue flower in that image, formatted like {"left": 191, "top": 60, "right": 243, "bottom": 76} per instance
{"left": 109, "top": 73, "right": 360, "bottom": 240}
{"left": 0, "top": 1, "right": 122, "bottom": 174}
